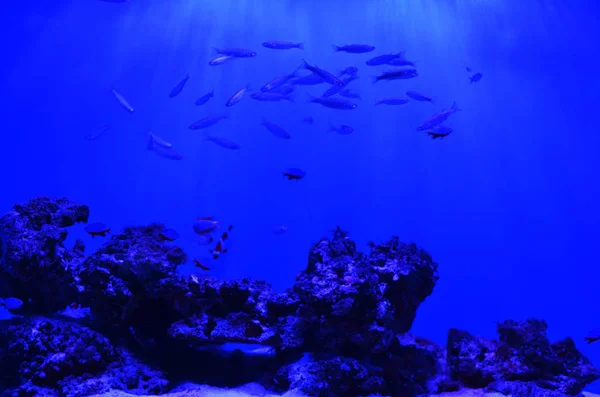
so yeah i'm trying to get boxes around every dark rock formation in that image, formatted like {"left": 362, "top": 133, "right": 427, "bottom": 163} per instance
{"left": 294, "top": 227, "right": 439, "bottom": 356}
{"left": 0, "top": 198, "right": 598, "bottom": 397}
{"left": 168, "top": 277, "right": 305, "bottom": 350}
{"left": 447, "top": 319, "right": 600, "bottom": 395}
{"left": 77, "top": 224, "right": 187, "bottom": 333}
{"left": 0, "top": 317, "right": 168, "bottom": 396}
{"left": 272, "top": 355, "right": 386, "bottom": 397}
{"left": 0, "top": 197, "right": 89, "bottom": 314}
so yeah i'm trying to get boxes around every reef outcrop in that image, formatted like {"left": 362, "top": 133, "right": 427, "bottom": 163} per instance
{"left": 0, "top": 197, "right": 597, "bottom": 397}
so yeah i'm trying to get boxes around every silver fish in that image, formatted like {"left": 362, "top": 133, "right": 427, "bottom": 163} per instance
{"left": 262, "top": 119, "right": 291, "bottom": 139}
{"left": 226, "top": 86, "right": 250, "bottom": 107}
{"left": 111, "top": 89, "right": 134, "bottom": 113}
{"left": 189, "top": 115, "right": 228, "bottom": 129}
{"left": 417, "top": 102, "right": 461, "bottom": 131}
{"left": 206, "top": 136, "right": 241, "bottom": 150}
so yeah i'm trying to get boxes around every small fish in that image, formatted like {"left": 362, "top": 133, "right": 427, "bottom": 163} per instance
{"left": 197, "top": 235, "right": 214, "bottom": 246}
{"left": 148, "top": 131, "right": 172, "bottom": 148}
{"left": 273, "top": 225, "right": 288, "bottom": 235}
{"left": 417, "top": 102, "right": 461, "bottom": 131}
{"left": 470, "top": 72, "right": 483, "bottom": 84}
{"left": 209, "top": 55, "right": 234, "bottom": 66}
{"left": 405, "top": 91, "right": 434, "bottom": 103}
{"left": 147, "top": 136, "right": 182, "bottom": 160}
{"left": 210, "top": 225, "right": 233, "bottom": 260}
{"left": 339, "top": 66, "right": 358, "bottom": 77}
{"left": 387, "top": 58, "right": 417, "bottom": 67}
{"left": 85, "top": 125, "right": 110, "bottom": 140}
{"left": 226, "top": 85, "right": 250, "bottom": 107}
{"left": 189, "top": 115, "right": 228, "bottom": 129}
{"left": 262, "top": 41, "right": 304, "bottom": 50}
{"left": 149, "top": 143, "right": 183, "bottom": 160}
{"left": 321, "top": 74, "right": 359, "bottom": 97}
{"left": 339, "top": 89, "right": 361, "bottom": 99}
{"left": 206, "top": 136, "right": 241, "bottom": 150}
{"left": 375, "top": 97, "right": 409, "bottom": 106}
{"left": 194, "top": 259, "right": 210, "bottom": 270}
{"left": 111, "top": 89, "right": 134, "bottom": 113}
{"left": 0, "top": 297, "right": 24, "bottom": 310}
{"left": 373, "top": 69, "right": 419, "bottom": 83}
{"left": 158, "top": 228, "right": 180, "bottom": 241}
{"left": 302, "top": 60, "right": 345, "bottom": 86}
{"left": 262, "top": 119, "right": 291, "bottom": 139}
{"left": 250, "top": 92, "right": 293, "bottom": 102}
{"left": 261, "top": 69, "right": 299, "bottom": 92}
{"left": 85, "top": 222, "right": 110, "bottom": 237}
{"left": 291, "top": 74, "right": 325, "bottom": 86}
{"left": 194, "top": 217, "right": 220, "bottom": 235}
{"left": 213, "top": 47, "right": 256, "bottom": 58}
{"left": 308, "top": 94, "right": 357, "bottom": 110}
{"left": 330, "top": 123, "right": 354, "bottom": 135}
{"left": 426, "top": 125, "right": 453, "bottom": 139}
{"left": 169, "top": 74, "right": 189, "bottom": 98}
{"left": 195, "top": 89, "right": 214, "bottom": 106}
{"left": 303, "top": 116, "right": 314, "bottom": 125}
{"left": 333, "top": 44, "right": 375, "bottom": 53}
{"left": 585, "top": 329, "right": 600, "bottom": 344}
{"left": 283, "top": 167, "right": 305, "bottom": 180}
{"left": 366, "top": 52, "right": 404, "bottom": 66}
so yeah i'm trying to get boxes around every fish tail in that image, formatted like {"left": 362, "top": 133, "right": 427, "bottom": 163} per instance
{"left": 296, "top": 42, "right": 305, "bottom": 50}
{"left": 211, "top": 46, "right": 220, "bottom": 54}
{"left": 285, "top": 94, "right": 295, "bottom": 103}
{"left": 451, "top": 101, "right": 462, "bottom": 112}
{"left": 371, "top": 75, "right": 380, "bottom": 84}
{"left": 301, "top": 58, "right": 310, "bottom": 70}
{"left": 585, "top": 337, "right": 596, "bottom": 344}
{"left": 210, "top": 88, "right": 214, "bottom": 96}
{"left": 332, "top": 45, "right": 340, "bottom": 52}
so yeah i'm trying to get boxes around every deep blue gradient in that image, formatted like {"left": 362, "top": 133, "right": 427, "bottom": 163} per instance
{"left": 1, "top": 0, "right": 599, "bottom": 390}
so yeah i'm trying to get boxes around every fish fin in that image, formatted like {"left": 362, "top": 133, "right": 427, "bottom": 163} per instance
{"left": 296, "top": 42, "right": 305, "bottom": 50}
{"left": 211, "top": 46, "right": 220, "bottom": 54}
{"left": 332, "top": 45, "right": 341, "bottom": 52}
{"left": 301, "top": 59, "right": 311, "bottom": 70}
{"left": 450, "top": 102, "right": 461, "bottom": 112}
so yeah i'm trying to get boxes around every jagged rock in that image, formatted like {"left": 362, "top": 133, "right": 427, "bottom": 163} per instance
{"left": 0, "top": 197, "right": 89, "bottom": 314}
{"left": 447, "top": 319, "right": 600, "bottom": 395}
{"left": 0, "top": 317, "right": 116, "bottom": 389}
{"left": 294, "top": 227, "right": 439, "bottom": 355}
{"left": 271, "top": 354, "right": 386, "bottom": 397}
{"left": 378, "top": 333, "right": 457, "bottom": 395}
{"left": 486, "top": 380, "right": 583, "bottom": 397}
{"left": 0, "top": 317, "right": 169, "bottom": 397}
{"left": 169, "top": 277, "right": 305, "bottom": 350}
{"left": 77, "top": 224, "right": 187, "bottom": 331}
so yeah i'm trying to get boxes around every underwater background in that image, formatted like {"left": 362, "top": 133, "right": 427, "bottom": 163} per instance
{"left": 1, "top": 0, "right": 599, "bottom": 393}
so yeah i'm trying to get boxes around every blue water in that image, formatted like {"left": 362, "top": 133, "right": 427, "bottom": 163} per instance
{"left": 1, "top": 0, "right": 599, "bottom": 391}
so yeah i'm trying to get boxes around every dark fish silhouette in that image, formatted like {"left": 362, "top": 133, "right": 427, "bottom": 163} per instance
{"left": 169, "top": 75, "right": 189, "bottom": 98}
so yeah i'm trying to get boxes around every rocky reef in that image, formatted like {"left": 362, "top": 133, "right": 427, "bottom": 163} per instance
{"left": 0, "top": 196, "right": 598, "bottom": 397}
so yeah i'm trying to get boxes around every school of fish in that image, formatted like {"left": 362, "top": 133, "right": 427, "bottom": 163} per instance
{"left": 90, "top": 33, "right": 486, "bottom": 276}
